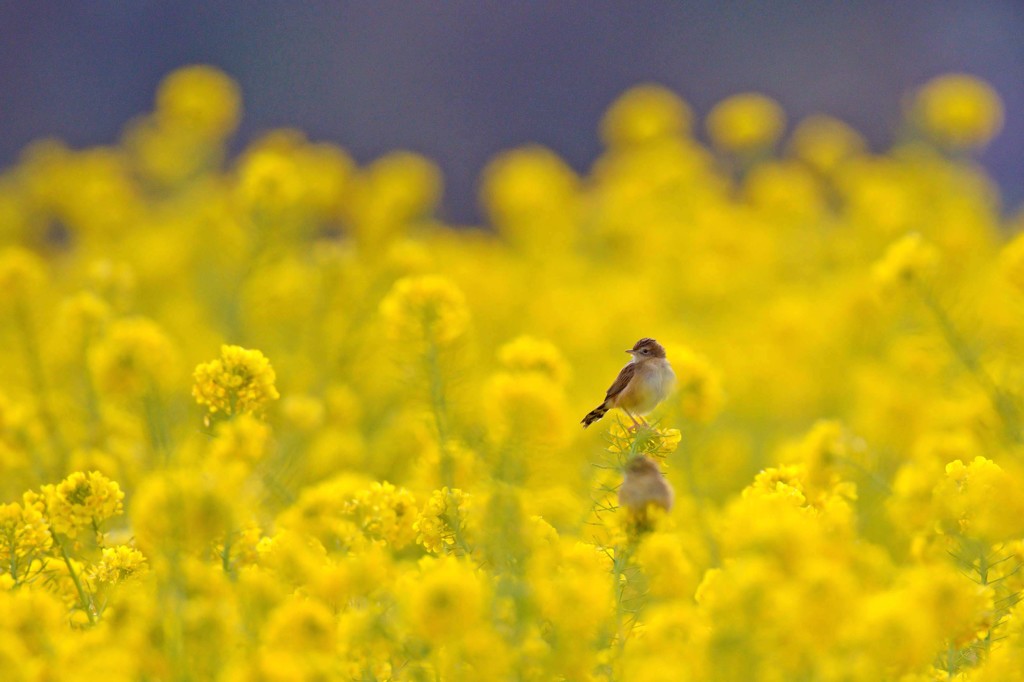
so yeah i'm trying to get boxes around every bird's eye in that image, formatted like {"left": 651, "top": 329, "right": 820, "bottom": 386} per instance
{"left": 641, "top": 348, "right": 649, "bottom": 354}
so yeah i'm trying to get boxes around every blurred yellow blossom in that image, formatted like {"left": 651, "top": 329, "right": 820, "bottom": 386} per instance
{"left": 154, "top": 64, "right": 241, "bottom": 139}
{"left": 934, "top": 456, "right": 1024, "bottom": 543}
{"left": 706, "top": 92, "right": 786, "bottom": 154}
{"left": 207, "top": 413, "right": 271, "bottom": 466}
{"left": 346, "top": 151, "right": 442, "bottom": 243}
{"left": 131, "top": 469, "right": 236, "bottom": 555}
{"left": 480, "top": 145, "right": 580, "bottom": 250}
{"left": 497, "top": 334, "right": 570, "bottom": 385}
{"left": 0, "top": 66, "right": 1019, "bottom": 681}
{"left": 910, "top": 73, "right": 1004, "bottom": 149}
{"left": 379, "top": 274, "right": 469, "bottom": 347}
{"left": 999, "top": 228, "right": 1024, "bottom": 294}
{"left": 405, "top": 556, "right": 485, "bottom": 643}
{"left": 789, "top": 114, "right": 866, "bottom": 174}
{"left": 670, "top": 345, "right": 724, "bottom": 423}
{"left": 601, "top": 83, "right": 693, "bottom": 148}
{"left": 872, "top": 232, "right": 940, "bottom": 292}
{"left": 88, "top": 316, "right": 179, "bottom": 396}
{"left": 0, "top": 247, "right": 45, "bottom": 309}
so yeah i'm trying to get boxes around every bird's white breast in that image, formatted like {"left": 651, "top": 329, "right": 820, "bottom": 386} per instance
{"left": 632, "top": 359, "right": 675, "bottom": 414}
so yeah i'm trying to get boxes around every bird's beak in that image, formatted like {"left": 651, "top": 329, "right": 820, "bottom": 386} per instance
{"left": 625, "top": 349, "right": 635, "bottom": 355}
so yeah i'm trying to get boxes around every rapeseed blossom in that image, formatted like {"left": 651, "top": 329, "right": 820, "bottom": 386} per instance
{"left": 192, "top": 344, "right": 280, "bottom": 418}
{"left": 0, "top": 65, "right": 1022, "bottom": 680}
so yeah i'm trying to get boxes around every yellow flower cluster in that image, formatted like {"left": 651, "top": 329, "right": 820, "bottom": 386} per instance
{"left": 379, "top": 274, "right": 470, "bottom": 348}
{"left": 33, "top": 470, "right": 124, "bottom": 539}
{"left": 0, "top": 64, "right": 1022, "bottom": 679}
{"left": 192, "top": 344, "right": 280, "bottom": 418}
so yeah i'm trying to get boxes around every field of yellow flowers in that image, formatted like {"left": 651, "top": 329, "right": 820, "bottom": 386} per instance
{"left": 1, "top": 65, "right": 1024, "bottom": 680}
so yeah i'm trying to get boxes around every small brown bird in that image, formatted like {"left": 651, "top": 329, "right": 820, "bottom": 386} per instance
{"left": 581, "top": 338, "right": 675, "bottom": 428}
{"left": 618, "top": 455, "right": 674, "bottom": 514}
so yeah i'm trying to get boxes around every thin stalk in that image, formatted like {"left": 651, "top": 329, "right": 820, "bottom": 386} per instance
{"left": 424, "top": 335, "right": 453, "bottom": 488}
{"left": 977, "top": 546, "right": 994, "bottom": 654}
{"left": 915, "top": 281, "right": 1021, "bottom": 442}
{"left": 79, "top": 339, "right": 102, "bottom": 439}
{"left": 611, "top": 544, "right": 634, "bottom": 653}
{"left": 54, "top": 534, "right": 96, "bottom": 625}
{"left": 14, "top": 301, "right": 68, "bottom": 474}
{"left": 143, "top": 388, "right": 171, "bottom": 465}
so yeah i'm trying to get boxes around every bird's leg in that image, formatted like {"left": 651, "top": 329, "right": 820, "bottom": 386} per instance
{"left": 622, "top": 409, "right": 642, "bottom": 432}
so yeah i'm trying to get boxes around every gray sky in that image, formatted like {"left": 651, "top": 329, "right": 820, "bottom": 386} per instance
{"left": 2, "top": 1, "right": 1022, "bottom": 222}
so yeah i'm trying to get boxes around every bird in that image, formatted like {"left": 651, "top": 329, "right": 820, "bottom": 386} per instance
{"left": 618, "top": 455, "right": 674, "bottom": 515}
{"left": 581, "top": 338, "right": 675, "bottom": 429}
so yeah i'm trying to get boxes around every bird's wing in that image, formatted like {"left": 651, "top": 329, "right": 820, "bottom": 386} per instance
{"left": 604, "top": 362, "right": 636, "bottom": 401}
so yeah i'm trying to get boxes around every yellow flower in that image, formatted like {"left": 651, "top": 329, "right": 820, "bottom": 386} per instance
{"left": 131, "top": 469, "right": 236, "bottom": 555}
{"left": 344, "top": 481, "right": 419, "bottom": 550}
{"left": 601, "top": 84, "right": 693, "bottom": 148}
{"left": 999, "top": 228, "right": 1024, "bottom": 294}
{"left": 934, "top": 456, "right": 1024, "bottom": 542}
{"left": 90, "top": 545, "right": 148, "bottom": 584}
{"left": 635, "top": 531, "right": 697, "bottom": 600}
{"left": 706, "top": 92, "right": 786, "bottom": 154}
{"left": 233, "top": 131, "right": 351, "bottom": 233}
{"left": 54, "top": 291, "right": 110, "bottom": 348}
{"left": 0, "top": 247, "right": 45, "bottom": 310}
{"left": 346, "top": 151, "right": 442, "bottom": 242}
{"left": 406, "top": 556, "right": 484, "bottom": 643}
{"left": 788, "top": 114, "right": 866, "bottom": 174}
{"left": 670, "top": 345, "right": 724, "bottom": 423}
{"left": 480, "top": 145, "right": 580, "bottom": 250}
{"left": 155, "top": 64, "right": 242, "bottom": 139}
{"left": 496, "top": 334, "right": 570, "bottom": 386}
{"left": 606, "top": 423, "right": 682, "bottom": 459}
{"left": 379, "top": 274, "right": 469, "bottom": 347}
{"left": 0, "top": 500, "right": 52, "bottom": 583}
{"left": 192, "top": 345, "right": 280, "bottom": 418}
{"left": 88, "top": 316, "right": 179, "bottom": 396}
{"left": 414, "top": 487, "right": 472, "bottom": 555}
{"left": 262, "top": 597, "right": 338, "bottom": 654}
{"left": 482, "top": 371, "right": 569, "bottom": 451}
{"left": 208, "top": 412, "right": 271, "bottom": 466}
{"left": 910, "top": 73, "right": 1003, "bottom": 149}
{"left": 279, "top": 394, "right": 326, "bottom": 433}
{"left": 872, "top": 232, "right": 939, "bottom": 292}
{"left": 35, "top": 471, "right": 125, "bottom": 539}
{"left": 234, "top": 140, "right": 309, "bottom": 219}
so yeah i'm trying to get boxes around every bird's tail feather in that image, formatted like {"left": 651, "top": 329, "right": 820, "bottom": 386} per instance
{"left": 581, "top": 403, "right": 608, "bottom": 428}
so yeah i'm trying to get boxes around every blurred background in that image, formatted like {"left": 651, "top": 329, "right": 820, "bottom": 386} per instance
{"left": 1, "top": 0, "right": 1022, "bottom": 224}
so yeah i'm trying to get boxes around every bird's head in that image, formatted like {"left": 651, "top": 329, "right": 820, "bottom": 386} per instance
{"left": 626, "top": 338, "right": 667, "bottom": 360}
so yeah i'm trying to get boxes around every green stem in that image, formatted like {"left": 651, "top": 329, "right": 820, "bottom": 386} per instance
{"left": 915, "top": 281, "right": 1021, "bottom": 442}
{"left": 142, "top": 387, "right": 171, "bottom": 464}
{"left": 221, "top": 530, "right": 234, "bottom": 575}
{"left": 977, "top": 546, "right": 993, "bottom": 654}
{"left": 14, "top": 301, "right": 69, "bottom": 474}
{"left": 54, "top": 534, "right": 96, "bottom": 625}
{"left": 609, "top": 542, "right": 638, "bottom": 682}
{"left": 80, "top": 337, "right": 102, "bottom": 441}
{"left": 6, "top": 530, "right": 18, "bottom": 585}
{"left": 424, "top": 336, "right": 453, "bottom": 488}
